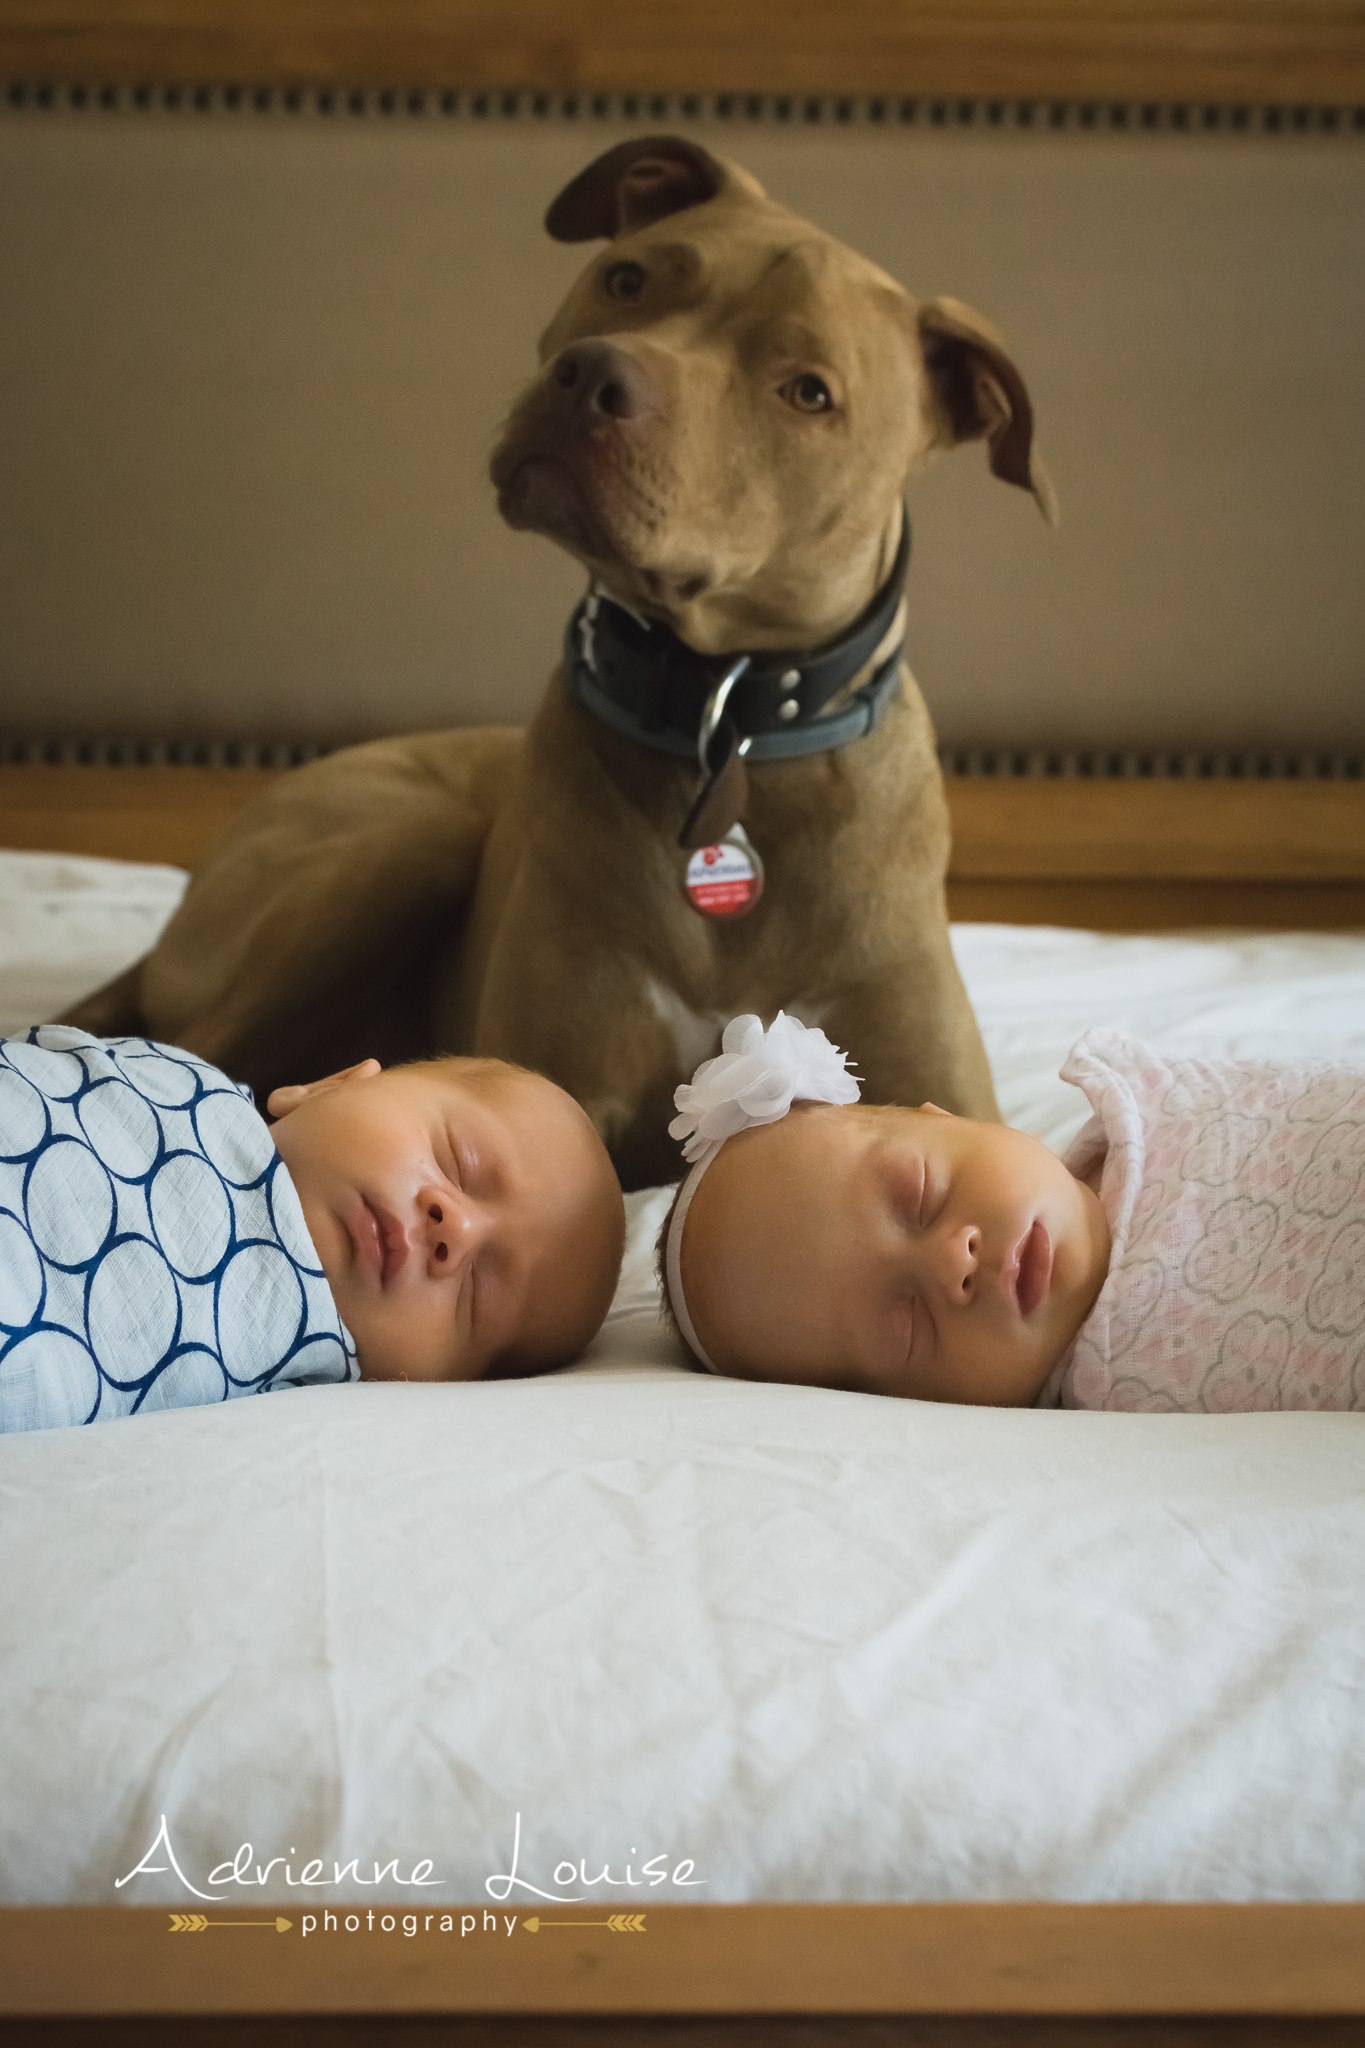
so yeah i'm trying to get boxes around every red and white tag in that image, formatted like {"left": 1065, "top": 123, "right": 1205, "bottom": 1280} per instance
{"left": 684, "top": 827, "right": 765, "bottom": 920}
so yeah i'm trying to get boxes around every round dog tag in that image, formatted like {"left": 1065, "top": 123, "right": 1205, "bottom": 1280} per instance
{"left": 684, "top": 826, "right": 765, "bottom": 920}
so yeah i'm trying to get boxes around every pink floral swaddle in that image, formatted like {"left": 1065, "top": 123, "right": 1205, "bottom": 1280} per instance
{"left": 1041, "top": 1028, "right": 1365, "bottom": 1412}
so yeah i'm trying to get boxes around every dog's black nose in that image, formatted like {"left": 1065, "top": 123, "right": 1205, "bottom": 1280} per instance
{"left": 551, "top": 340, "right": 658, "bottom": 422}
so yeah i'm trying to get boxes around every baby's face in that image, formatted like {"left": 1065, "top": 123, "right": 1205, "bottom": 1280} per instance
{"left": 679, "top": 1101, "right": 1110, "bottom": 1405}
{"left": 269, "top": 1058, "right": 624, "bottom": 1382}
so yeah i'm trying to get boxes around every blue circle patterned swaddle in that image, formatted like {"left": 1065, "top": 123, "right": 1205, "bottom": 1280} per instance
{"left": 0, "top": 1026, "right": 356, "bottom": 1431}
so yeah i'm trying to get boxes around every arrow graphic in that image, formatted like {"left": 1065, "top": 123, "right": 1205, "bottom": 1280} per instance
{"left": 523, "top": 1914, "right": 646, "bottom": 1934}
{"left": 168, "top": 1915, "right": 292, "bottom": 1933}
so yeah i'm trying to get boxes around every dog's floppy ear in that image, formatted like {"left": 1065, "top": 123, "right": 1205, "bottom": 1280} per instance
{"left": 917, "top": 297, "right": 1058, "bottom": 525}
{"left": 545, "top": 136, "right": 731, "bottom": 242}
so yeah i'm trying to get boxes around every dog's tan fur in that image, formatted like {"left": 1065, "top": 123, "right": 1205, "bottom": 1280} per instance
{"left": 68, "top": 138, "right": 1054, "bottom": 1189}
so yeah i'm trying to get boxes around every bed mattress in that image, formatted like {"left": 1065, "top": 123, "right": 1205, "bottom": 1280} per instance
{"left": 2, "top": 850, "right": 1363, "bottom": 1907}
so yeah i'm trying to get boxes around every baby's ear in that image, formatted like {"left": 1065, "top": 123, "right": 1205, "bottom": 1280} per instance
{"left": 918, "top": 1101, "right": 954, "bottom": 1119}
{"left": 267, "top": 1058, "right": 381, "bottom": 1120}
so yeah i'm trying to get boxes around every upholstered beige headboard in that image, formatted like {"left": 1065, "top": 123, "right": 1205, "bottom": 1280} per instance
{"left": 2, "top": 12, "right": 1363, "bottom": 764}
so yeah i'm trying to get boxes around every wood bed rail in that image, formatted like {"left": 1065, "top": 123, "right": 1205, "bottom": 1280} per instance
{"left": 3, "top": 1900, "right": 1365, "bottom": 2038}
{"left": 1, "top": 1, "right": 1364, "bottom": 108}
{"left": 2, "top": 762, "right": 1363, "bottom": 930}
{"left": 944, "top": 774, "right": 1365, "bottom": 929}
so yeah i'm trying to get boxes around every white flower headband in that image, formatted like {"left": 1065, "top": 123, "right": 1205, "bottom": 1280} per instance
{"left": 664, "top": 1012, "right": 860, "bottom": 1372}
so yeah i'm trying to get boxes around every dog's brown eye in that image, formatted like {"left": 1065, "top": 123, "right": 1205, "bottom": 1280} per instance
{"left": 784, "top": 373, "right": 834, "bottom": 414}
{"left": 604, "top": 261, "right": 647, "bottom": 302}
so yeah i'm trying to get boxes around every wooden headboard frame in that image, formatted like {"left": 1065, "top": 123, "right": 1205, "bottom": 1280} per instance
{"left": 4, "top": 0, "right": 1365, "bottom": 107}
{"left": 2, "top": 762, "right": 1363, "bottom": 932}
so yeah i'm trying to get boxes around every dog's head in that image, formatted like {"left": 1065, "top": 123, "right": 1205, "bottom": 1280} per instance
{"left": 491, "top": 137, "right": 1056, "bottom": 654}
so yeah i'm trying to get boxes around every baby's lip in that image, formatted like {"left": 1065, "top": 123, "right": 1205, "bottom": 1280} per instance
{"left": 1007, "top": 1219, "right": 1053, "bottom": 1317}
{"left": 353, "top": 1200, "right": 410, "bottom": 1286}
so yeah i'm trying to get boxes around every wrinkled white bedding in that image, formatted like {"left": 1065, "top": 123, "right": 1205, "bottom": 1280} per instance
{"left": 1, "top": 849, "right": 1363, "bottom": 1905}
{"left": 0, "top": 850, "right": 187, "bottom": 1040}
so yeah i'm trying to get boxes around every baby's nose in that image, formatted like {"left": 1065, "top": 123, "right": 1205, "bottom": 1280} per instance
{"left": 419, "top": 1188, "right": 490, "bottom": 1275}
{"left": 936, "top": 1223, "right": 979, "bottom": 1303}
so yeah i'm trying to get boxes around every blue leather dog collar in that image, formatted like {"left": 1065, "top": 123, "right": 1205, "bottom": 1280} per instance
{"left": 562, "top": 513, "right": 911, "bottom": 766}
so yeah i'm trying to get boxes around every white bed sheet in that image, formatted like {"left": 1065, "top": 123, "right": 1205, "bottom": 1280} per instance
{"left": 0, "top": 850, "right": 187, "bottom": 1039}
{"left": 1, "top": 849, "right": 1363, "bottom": 1907}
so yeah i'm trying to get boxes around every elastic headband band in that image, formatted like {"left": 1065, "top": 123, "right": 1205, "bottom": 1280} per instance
{"left": 661, "top": 1011, "right": 861, "bottom": 1375}
{"left": 663, "top": 1141, "right": 723, "bottom": 1374}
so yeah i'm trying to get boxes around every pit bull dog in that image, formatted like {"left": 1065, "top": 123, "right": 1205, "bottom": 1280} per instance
{"left": 68, "top": 136, "right": 1056, "bottom": 1189}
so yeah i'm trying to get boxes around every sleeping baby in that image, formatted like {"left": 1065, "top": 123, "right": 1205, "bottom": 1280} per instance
{"left": 659, "top": 1013, "right": 1365, "bottom": 1412}
{"left": 1, "top": 1026, "right": 625, "bottom": 1431}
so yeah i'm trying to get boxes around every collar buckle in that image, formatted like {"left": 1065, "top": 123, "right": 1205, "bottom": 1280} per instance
{"left": 696, "top": 658, "right": 751, "bottom": 775}
{"left": 562, "top": 511, "right": 911, "bottom": 792}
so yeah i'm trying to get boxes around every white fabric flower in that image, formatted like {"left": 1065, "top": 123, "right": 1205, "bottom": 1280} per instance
{"left": 668, "top": 1012, "right": 860, "bottom": 1163}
